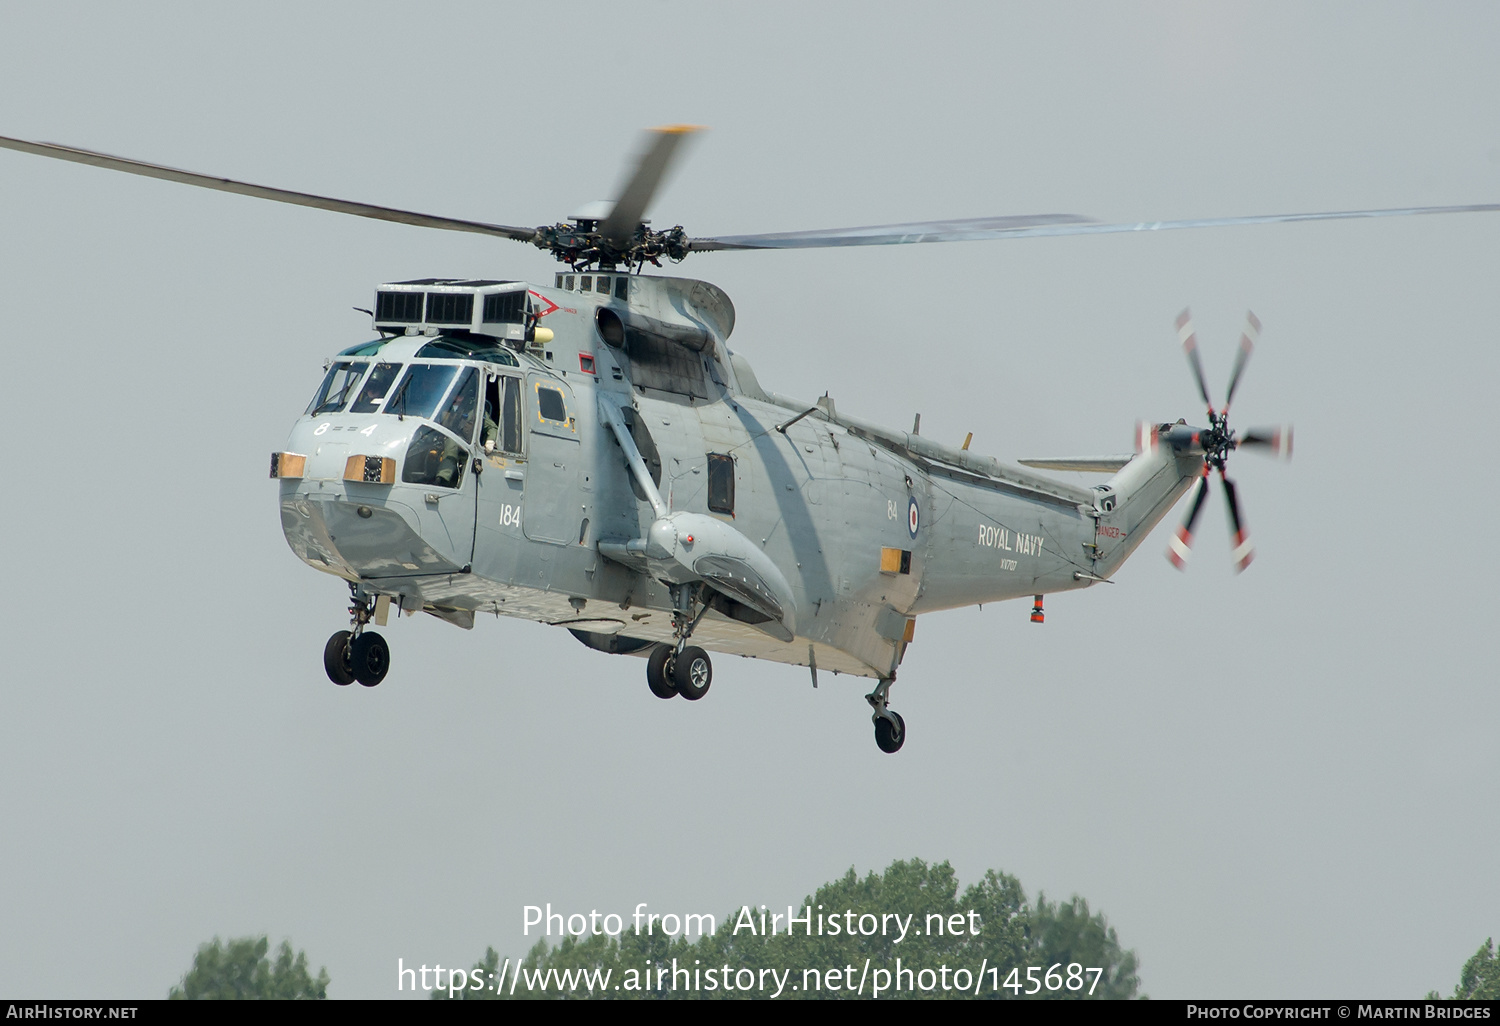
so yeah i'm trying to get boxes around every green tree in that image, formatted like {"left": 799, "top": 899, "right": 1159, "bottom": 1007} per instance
{"left": 1026, "top": 894, "right": 1140, "bottom": 999}
{"left": 1432, "top": 938, "right": 1500, "bottom": 1000}
{"left": 169, "top": 936, "right": 329, "bottom": 999}
{"left": 442, "top": 859, "right": 1140, "bottom": 1000}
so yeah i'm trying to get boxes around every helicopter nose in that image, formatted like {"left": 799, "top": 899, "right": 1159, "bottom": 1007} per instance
{"left": 280, "top": 495, "right": 462, "bottom": 580}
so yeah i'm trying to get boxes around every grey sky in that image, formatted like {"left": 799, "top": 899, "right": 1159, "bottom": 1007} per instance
{"left": 0, "top": 0, "right": 1495, "bottom": 1000}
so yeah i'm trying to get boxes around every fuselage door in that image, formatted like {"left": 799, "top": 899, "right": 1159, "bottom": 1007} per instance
{"left": 521, "top": 374, "right": 583, "bottom": 545}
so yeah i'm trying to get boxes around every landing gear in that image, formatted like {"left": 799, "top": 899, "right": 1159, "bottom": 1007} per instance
{"left": 866, "top": 677, "right": 906, "bottom": 754}
{"left": 324, "top": 630, "right": 355, "bottom": 686}
{"left": 646, "top": 644, "right": 678, "bottom": 699}
{"left": 644, "top": 643, "right": 714, "bottom": 700}
{"left": 324, "top": 586, "right": 391, "bottom": 687}
{"left": 874, "top": 711, "right": 906, "bottom": 754}
{"left": 644, "top": 586, "right": 714, "bottom": 701}
{"left": 350, "top": 631, "right": 389, "bottom": 687}
{"left": 673, "top": 646, "right": 712, "bottom": 701}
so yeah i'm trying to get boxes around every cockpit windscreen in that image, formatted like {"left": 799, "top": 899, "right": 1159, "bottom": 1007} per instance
{"left": 350, "top": 362, "right": 402, "bottom": 414}
{"left": 385, "top": 364, "right": 458, "bottom": 420}
{"left": 307, "top": 361, "right": 368, "bottom": 415}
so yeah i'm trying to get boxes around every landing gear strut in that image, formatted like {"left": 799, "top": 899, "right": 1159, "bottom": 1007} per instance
{"left": 324, "top": 586, "right": 389, "bottom": 688}
{"left": 644, "top": 585, "right": 713, "bottom": 701}
{"left": 866, "top": 676, "right": 905, "bottom": 754}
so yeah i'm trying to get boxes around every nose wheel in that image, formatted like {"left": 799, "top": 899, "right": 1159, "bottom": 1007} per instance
{"left": 323, "top": 630, "right": 356, "bottom": 686}
{"left": 323, "top": 588, "right": 391, "bottom": 687}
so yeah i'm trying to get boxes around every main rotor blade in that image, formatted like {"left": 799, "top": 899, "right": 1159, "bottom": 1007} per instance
{"left": 1221, "top": 472, "right": 1255, "bottom": 573}
{"left": 1167, "top": 471, "right": 1210, "bottom": 570}
{"left": 0, "top": 134, "right": 539, "bottom": 242}
{"left": 1239, "top": 425, "right": 1294, "bottom": 460}
{"left": 691, "top": 213, "right": 1097, "bottom": 250}
{"left": 1177, "top": 309, "right": 1215, "bottom": 413}
{"left": 1223, "top": 311, "right": 1260, "bottom": 413}
{"left": 691, "top": 203, "right": 1500, "bottom": 251}
{"left": 599, "top": 126, "right": 702, "bottom": 248}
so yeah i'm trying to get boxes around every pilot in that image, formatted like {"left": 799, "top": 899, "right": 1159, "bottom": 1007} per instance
{"left": 482, "top": 398, "right": 499, "bottom": 452}
{"left": 439, "top": 380, "right": 480, "bottom": 441}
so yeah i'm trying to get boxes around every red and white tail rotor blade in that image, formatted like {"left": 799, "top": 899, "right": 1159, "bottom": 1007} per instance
{"left": 1177, "top": 308, "right": 1215, "bottom": 414}
{"left": 1220, "top": 472, "right": 1255, "bottom": 573}
{"left": 1223, "top": 311, "right": 1260, "bottom": 414}
{"left": 1239, "top": 425, "right": 1294, "bottom": 460}
{"left": 1135, "top": 419, "right": 1160, "bottom": 454}
{"left": 1166, "top": 470, "right": 1210, "bottom": 570}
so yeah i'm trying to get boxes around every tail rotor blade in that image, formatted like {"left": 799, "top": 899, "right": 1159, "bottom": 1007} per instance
{"left": 1176, "top": 309, "right": 1215, "bottom": 414}
{"left": 1220, "top": 472, "right": 1255, "bottom": 572}
{"left": 1223, "top": 311, "right": 1260, "bottom": 413}
{"left": 1135, "top": 419, "right": 1159, "bottom": 454}
{"left": 1239, "top": 425, "right": 1293, "bottom": 460}
{"left": 1166, "top": 470, "right": 1210, "bottom": 569}
{"left": 600, "top": 125, "right": 703, "bottom": 248}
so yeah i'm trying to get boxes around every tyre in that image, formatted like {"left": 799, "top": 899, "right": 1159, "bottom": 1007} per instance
{"left": 323, "top": 630, "right": 355, "bottom": 686}
{"left": 351, "top": 631, "right": 390, "bottom": 687}
{"left": 646, "top": 644, "right": 677, "bottom": 699}
{"left": 672, "top": 646, "right": 712, "bottom": 701}
{"left": 874, "top": 711, "right": 906, "bottom": 754}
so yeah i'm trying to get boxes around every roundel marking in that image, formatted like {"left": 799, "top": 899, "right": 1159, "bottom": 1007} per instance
{"left": 907, "top": 496, "right": 920, "bottom": 539}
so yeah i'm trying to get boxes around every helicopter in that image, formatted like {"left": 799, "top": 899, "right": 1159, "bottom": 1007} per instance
{"left": 1, "top": 127, "right": 1491, "bottom": 753}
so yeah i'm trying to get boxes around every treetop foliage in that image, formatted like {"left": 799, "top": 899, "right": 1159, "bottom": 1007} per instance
{"left": 169, "top": 936, "right": 329, "bottom": 1000}
{"left": 1437, "top": 937, "right": 1499, "bottom": 1001}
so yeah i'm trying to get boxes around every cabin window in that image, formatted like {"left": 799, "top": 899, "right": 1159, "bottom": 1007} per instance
{"left": 536, "top": 385, "right": 568, "bottom": 424}
{"left": 707, "top": 453, "right": 735, "bottom": 515}
{"left": 307, "top": 361, "right": 367, "bottom": 415}
{"left": 349, "top": 362, "right": 402, "bottom": 413}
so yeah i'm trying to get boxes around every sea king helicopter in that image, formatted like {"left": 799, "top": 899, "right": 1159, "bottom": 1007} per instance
{"left": 3, "top": 127, "right": 1494, "bottom": 752}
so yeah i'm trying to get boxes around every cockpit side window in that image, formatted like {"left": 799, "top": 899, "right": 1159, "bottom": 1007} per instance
{"left": 502, "top": 376, "right": 523, "bottom": 454}
{"left": 349, "top": 362, "right": 402, "bottom": 413}
{"left": 482, "top": 374, "right": 525, "bottom": 455}
{"left": 385, "top": 364, "right": 458, "bottom": 420}
{"left": 307, "top": 361, "right": 368, "bottom": 415}
{"left": 402, "top": 425, "right": 466, "bottom": 489}
{"left": 436, "top": 367, "right": 480, "bottom": 443}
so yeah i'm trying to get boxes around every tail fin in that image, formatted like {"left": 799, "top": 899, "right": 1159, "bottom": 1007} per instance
{"left": 1092, "top": 426, "right": 1204, "bottom": 577}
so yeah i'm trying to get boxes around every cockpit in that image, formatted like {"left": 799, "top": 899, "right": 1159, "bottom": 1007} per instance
{"left": 302, "top": 335, "right": 529, "bottom": 490}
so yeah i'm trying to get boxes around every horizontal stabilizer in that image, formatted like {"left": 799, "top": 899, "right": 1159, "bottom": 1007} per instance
{"left": 1018, "top": 456, "right": 1132, "bottom": 473}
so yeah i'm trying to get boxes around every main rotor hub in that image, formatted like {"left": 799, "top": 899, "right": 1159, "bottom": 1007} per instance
{"left": 531, "top": 222, "right": 691, "bottom": 271}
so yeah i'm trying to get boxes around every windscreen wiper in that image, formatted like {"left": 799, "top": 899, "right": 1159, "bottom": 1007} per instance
{"left": 391, "top": 378, "right": 410, "bottom": 421}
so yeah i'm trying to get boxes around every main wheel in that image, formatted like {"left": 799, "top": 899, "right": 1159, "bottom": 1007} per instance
{"left": 323, "top": 630, "right": 355, "bottom": 686}
{"left": 350, "top": 631, "right": 390, "bottom": 687}
{"left": 874, "top": 711, "right": 906, "bottom": 754}
{"left": 646, "top": 644, "right": 677, "bottom": 699}
{"left": 673, "top": 646, "right": 712, "bottom": 701}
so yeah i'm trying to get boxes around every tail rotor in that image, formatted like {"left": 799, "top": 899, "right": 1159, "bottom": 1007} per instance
{"left": 1162, "top": 308, "right": 1291, "bottom": 573}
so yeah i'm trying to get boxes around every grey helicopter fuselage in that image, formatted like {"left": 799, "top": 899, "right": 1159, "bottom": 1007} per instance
{"left": 274, "top": 271, "right": 1203, "bottom": 683}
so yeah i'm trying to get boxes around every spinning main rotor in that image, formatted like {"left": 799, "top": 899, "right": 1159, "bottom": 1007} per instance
{"left": 3, "top": 126, "right": 1498, "bottom": 272}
